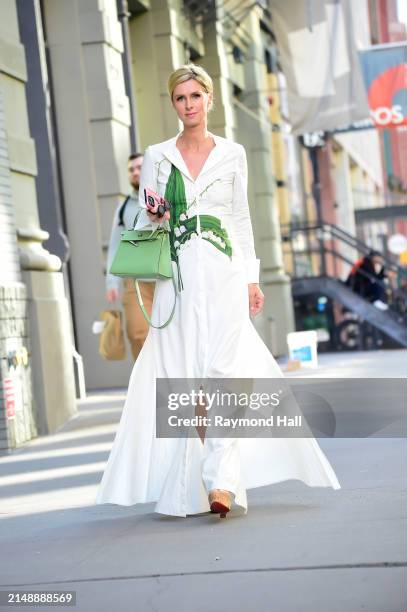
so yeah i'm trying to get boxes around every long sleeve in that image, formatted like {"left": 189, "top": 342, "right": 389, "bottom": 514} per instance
{"left": 232, "top": 144, "right": 260, "bottom": 283}
{"left": 105, "top": 205, "right": 122, "bottom": 293}
{"left": 132, "top": 147, "right": 156, "bottom": 230}
{"left": 134, "top": 146, "right": 170, "bottom": 232}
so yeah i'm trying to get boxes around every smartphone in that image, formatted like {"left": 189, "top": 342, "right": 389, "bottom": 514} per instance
{"left": 144, "top": 188, "right": 171, "bottom": 218}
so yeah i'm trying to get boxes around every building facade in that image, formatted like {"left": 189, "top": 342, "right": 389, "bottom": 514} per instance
{"left": 1, "top": 0, "right": 297, "bottom": 426}
{"left": 279, "top": 0, "right": 387, "bottom": 280}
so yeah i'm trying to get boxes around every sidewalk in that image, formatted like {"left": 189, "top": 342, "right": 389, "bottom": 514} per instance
{"left": 0, "top": 350, "right": 406, "bottom": 611}
{"left": 280, "top": 348, "right": 407, "bottom": 378}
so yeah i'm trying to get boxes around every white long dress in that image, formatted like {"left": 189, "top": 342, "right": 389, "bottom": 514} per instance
{"left": 95, "top": 132, "right": 341, "bottom": 516}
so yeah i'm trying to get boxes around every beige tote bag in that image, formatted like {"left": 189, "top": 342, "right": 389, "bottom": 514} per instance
{"left": 99, "top": 310, "right": 126, "bottom": 360}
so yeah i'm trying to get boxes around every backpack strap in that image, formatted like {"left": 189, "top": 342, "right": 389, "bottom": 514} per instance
{"left": 118, "top": 195, "right": 131, "bottom": 227}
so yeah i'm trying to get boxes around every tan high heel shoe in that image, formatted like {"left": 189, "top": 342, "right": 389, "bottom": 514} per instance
{"left": 208, "top": 489, "right": 232, "bottom": 518}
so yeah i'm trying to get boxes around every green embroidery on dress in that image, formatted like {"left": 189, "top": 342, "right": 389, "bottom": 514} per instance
{"left": 163, "top": 164, "right": 233, "bottom": 291}
{"left": 186, "top": 178, "right": 222, "bottom": 212}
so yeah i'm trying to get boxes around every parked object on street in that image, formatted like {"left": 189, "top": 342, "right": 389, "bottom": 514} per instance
{"left": 287, "top": 330, "right": 318, "bottom": 369}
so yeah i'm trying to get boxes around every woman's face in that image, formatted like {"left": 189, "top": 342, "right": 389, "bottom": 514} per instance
{"left": 172, "top": 79, "right": 212, "bottom": 128}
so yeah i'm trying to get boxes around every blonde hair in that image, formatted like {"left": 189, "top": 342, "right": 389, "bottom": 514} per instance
{"left": 167, "top": 63, "right": 214, "bottom": 109}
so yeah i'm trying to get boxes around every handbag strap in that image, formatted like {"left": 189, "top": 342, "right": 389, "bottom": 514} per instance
{"left": 132, "top": 204, "right": 178, "bottom": 328}
{"left": 134, "top": 274, "right": 177, "bottom": 329}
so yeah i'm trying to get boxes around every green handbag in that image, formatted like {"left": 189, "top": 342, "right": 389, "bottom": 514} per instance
{"left": 109, "top": 213, "right": 177, "bottom": 329}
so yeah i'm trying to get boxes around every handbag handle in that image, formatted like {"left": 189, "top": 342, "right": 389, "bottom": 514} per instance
{"left": 133, "top": 206, "right": 177, "bottom": 329}
{"left": 134, "top": 274, "right": 177, "bottom": 329}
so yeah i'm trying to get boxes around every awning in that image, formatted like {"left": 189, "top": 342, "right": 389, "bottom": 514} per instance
{"left": 270, "top": 0, "right": 370, "bottom": 134}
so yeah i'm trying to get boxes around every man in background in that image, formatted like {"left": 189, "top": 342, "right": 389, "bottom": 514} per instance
{"left": 106, "top": 153, "right": 155, "bottom": 360}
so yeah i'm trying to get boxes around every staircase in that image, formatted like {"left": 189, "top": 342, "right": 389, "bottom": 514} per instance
{"left": 281, "top": 222, "right": 407, "bottom": 349}
{"left": 292, "top": 275, "right": 407, "bottom": 347}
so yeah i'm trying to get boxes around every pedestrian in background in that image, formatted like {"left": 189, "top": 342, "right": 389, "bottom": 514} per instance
{"left": 106, "top": 153, "right": 155, "bottom": 360}
{"left": 346, "top": 249, "right": 388, "bottom": 310}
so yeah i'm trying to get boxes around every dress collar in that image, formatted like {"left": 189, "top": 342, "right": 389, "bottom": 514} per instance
{"left": 160, "top": 132, "right": 226, "bottom": 183}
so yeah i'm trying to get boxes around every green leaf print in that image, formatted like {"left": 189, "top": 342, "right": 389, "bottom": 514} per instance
{"left": 164, "top": 164, "right": 187, "bottom": 228}
{"left": 163, "top": 163, "right": 233, "bottom": 291}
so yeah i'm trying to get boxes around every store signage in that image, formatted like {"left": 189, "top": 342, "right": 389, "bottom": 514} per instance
{"left": 359, "top": 44, "right": 407, "bottom": 129}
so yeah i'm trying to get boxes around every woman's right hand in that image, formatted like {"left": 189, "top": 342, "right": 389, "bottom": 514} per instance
{"left": 147, "top": 209, "right": 170, "bottom": 224}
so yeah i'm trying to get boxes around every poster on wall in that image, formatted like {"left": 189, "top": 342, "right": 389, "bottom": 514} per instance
{"left": 359, "top": 43, "right": 407, "bottom": 129}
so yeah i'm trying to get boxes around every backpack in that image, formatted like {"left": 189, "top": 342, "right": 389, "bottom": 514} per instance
{"left": 345, "top": 257, "right": 364, "bottom": 287}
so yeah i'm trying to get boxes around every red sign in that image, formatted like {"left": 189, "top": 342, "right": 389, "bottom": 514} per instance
{"left": 3, "top": 378, "right": 15, "bottom": 419}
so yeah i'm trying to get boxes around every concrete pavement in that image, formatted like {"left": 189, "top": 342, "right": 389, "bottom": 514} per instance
{"left": 0, "top": 350, "right": 407, "bottom": 611}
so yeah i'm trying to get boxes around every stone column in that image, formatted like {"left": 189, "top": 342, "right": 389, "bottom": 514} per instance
{"left": 129, "top": 0, "right": 196, "bottom": 147}
{"left": 42, "top": 0, "right": 134, "bottom": 388}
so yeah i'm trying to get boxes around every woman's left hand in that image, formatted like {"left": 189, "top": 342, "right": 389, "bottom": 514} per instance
{"left": 248, "top": 283, "right": 264, "bottom": 317}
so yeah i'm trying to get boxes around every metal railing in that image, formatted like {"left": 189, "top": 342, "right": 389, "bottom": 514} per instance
{"left": 281, "top": 221, "right": 407, "bottom": 322}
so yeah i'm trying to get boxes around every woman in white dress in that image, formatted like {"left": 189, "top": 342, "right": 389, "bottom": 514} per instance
{"left": 95, "top": 64, "right": 341, "bottom": 518}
